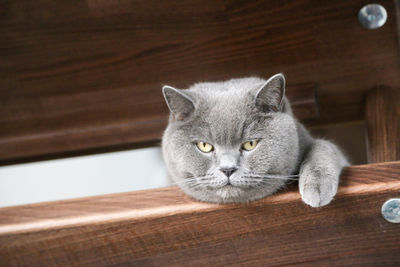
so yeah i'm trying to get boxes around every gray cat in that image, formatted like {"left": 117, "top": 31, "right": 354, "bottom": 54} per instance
{"left": 161, "top": 74, "right": 349, "bottom": 207}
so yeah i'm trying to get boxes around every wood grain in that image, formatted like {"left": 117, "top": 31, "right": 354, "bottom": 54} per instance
{"left": 366, "top": 87, "right": 400, "bottom": 163}
{"left": 1, "top": 0, "right": 399, "bottom": 163}
{"left": 0, "top": 161, "right": 399, "bottom": 266}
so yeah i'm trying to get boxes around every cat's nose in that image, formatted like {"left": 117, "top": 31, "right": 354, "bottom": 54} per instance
{"left": 220, "top": 167, "right": 237, "bottom": 178}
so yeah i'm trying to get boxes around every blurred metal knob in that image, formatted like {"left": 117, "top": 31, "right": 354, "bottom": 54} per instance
{"left": 358, "top": 4, "right": 387, "bottom": 29}
{"left": 382, "top": 198, "right": 400, "bottom": 223}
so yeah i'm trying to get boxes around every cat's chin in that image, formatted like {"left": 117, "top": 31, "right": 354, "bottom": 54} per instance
{"left": 215, "top": 185, "right": 245, "bottom": 201}
{"left": 183, "top": 184, "right": 276, "bottom": 204}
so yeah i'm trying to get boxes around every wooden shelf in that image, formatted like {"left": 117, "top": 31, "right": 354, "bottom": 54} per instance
{"left": 1, "top": 161, "right": 399, "bottom": 266}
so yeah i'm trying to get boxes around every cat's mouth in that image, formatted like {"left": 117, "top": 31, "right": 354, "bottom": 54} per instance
{"left": 218, "top": 180, "right": 242, "bottom": 189}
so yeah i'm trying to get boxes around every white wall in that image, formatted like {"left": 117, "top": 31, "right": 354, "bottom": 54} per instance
{"left": 0, "top": 147, "right": 168, "bottom": 208}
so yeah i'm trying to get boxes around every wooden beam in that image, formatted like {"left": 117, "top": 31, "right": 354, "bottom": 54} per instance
{"left": 0, "top": 161, "right": 400, "bottom": 266}
{"left": 366, "top": 88, "right": 400, "bottom": 163}
{"left": 0, "top": 84, "right": 317, "bottom": 165}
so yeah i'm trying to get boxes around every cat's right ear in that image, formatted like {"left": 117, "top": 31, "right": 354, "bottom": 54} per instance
{"left": 254, "top": 73, "right": 285, "bottom": 112}
{"left": 162, "top": 85, "right": 195, "bottom": 121}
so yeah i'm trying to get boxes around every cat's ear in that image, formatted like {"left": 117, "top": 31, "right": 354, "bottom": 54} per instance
{"left": 254, "top": 73, "right": 285, "bottom": 112}
{"left": 162, "top": 85, "right": 195, "bottom": 121}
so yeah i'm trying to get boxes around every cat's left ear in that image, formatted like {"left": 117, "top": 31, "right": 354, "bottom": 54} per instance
{"left": 254, "top": 73, "right": 285, "bottom": 112}
{"left": 162, "top": 85, "right": 195, "bottom": 121}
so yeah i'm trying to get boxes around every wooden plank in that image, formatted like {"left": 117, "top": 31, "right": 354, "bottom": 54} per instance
{"left": 1, "top": 0, "right": 399, "bottom": 163}
{"left": 0, "top": 161, "right": 399, "bottom": 266}
{"left": 0, "top": 83, "right": 317, "bottom": 165}
{"left": 366, "top": 88, "right": 400, "bottom": 163}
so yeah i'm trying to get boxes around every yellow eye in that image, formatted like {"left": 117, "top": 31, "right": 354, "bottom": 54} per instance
{"left": 242, "top": 140, "right": 258, "bottom": 151}
{"left": 196, "top": 141, "right": 214, "bottom": 153}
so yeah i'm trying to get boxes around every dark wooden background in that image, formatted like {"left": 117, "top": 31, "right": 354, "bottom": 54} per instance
{"left": 1, "top": 0, "right": 399, "bottom": 164}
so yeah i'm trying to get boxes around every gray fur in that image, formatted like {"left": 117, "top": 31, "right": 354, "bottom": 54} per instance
{"left": 161, "top": 74, "right": 349, "bottom": 207}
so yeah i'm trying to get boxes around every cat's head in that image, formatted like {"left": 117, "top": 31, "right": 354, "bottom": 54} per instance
{"left": 161, "top": 74, "right": 299, "bottom": 203}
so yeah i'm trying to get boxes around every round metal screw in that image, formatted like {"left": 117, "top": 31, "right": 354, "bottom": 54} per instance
{"left": 381, "top": 198, "right": 400, "bottom": 223}
{"left": 358, "top": 3, "right": 387, "bottom": 29}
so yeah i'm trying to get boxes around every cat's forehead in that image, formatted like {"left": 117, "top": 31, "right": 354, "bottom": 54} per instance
{"left": 196, "top": 105, "right": 261, "bottom": 146}
{"left": 188, "top": 77, "right": 266, "bottom": 145}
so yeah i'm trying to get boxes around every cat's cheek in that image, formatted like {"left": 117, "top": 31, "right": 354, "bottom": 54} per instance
{"left": 264, "top": 139, "right": 299, "bottom": 173}
{"left": 243, "top": 150, "right": 273, "bottom": 174}
{"left": 177, "top": 144, "right": 213, "bottom": 176}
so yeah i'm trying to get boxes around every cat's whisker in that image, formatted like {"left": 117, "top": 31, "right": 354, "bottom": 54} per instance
{"left": 169, "top": 175, "right": 214, "bottom": 187}
{"left": 169, "top": 178, "right": 200, "bottom": 186}
{"left": 170, "top": 180, "right": 201, "bottom": 186}
{"left": 245, "top": 171, "right": 299, "bottom": 175}
{"left": 243, "top": 174, "right": 298, "bottom": 178}
{"left": 184, "top": 174, "right": 214, "bottom": 179}
{"left": 186, "top": 182, "right": 209, "bottom": 189}
{"left": 244, "top": 175, "right": 299, "bottom": 179}
{"left": 244, "top": 173, "right": 299, "bottom": 178}
{"left": 243, "top": 175, "right": 298, "bottom": 180}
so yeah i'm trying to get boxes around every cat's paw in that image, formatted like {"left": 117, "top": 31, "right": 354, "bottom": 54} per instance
{"left": 299, "top": 168, "right": 339, "bottom": 208}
